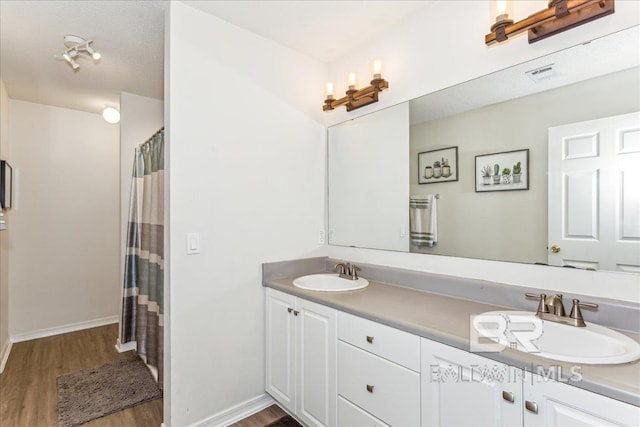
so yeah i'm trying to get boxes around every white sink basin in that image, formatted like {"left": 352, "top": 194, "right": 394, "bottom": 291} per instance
{"left": 293, "top": 273, "right": 369, "bottom": 292}
{"left": 472, "top": 311, "right": 640, "bottom": 365}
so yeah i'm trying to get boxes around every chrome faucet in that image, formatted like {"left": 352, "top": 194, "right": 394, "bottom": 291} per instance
{"left": 334, "top": 262, "right": 361, "bottom": 280}
{"left": 525, "top": 293, "right": 598, "bottom": 327}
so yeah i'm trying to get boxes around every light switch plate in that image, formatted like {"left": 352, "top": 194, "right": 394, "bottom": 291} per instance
{"left": 186, "top": 233, "right": 200, "bottom": 254}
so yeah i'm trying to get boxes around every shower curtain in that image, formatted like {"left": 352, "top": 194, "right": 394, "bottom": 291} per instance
{"left": 120, "top": 128, "right": 164, "bottom": 388}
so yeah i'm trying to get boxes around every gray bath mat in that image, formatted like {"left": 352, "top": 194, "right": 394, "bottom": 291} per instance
{"left": 57, "top": 356, "right": 162, "bottom": 426}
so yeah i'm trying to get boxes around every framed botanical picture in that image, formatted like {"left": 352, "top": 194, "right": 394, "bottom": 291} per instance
{"left": 0, "top": 160, "right": 11, "bottom": 209}
{"left": 418, "top": 146, "right": 458, "bottom": 184}
{"left": 475, "top": 149, "right": 529, "bottom": 192}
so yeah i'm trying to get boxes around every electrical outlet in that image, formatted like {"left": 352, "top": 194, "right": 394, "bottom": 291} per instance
{"left": 319, "top": 229, "right": 325, "bottom": 244}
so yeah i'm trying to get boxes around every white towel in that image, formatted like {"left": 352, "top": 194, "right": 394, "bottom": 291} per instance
{"left": 410, "top": 194, "right": 437, "bottom": 247}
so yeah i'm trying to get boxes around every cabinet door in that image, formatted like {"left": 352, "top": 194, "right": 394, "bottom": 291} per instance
{"left": 296, "top": 298, "right": 337, "bottom": 427}
{"left": 421, "top": 338, "right": 523, "bottom": 427}
{"left": 265, "top": 288, "right": 296, "bottom": 413}
{"left": 524, "top": 372, "right": 640, "bottom": 426}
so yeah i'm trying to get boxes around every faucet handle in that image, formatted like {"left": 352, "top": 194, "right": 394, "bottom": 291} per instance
{"left": 348, "top": 264, "right": 361, "bottom": 280}
{"left": 525, "top": 293, "right": 549, "bottom": 315}
{"left": 569, "top": 299, "right": 599, "bottom": 327}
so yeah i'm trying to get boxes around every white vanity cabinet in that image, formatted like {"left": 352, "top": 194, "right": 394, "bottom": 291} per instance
{"left": 421, "top": 338, "right": 523, "bottom": 426}
{"left": 265, "top": 287, "right": 639, "bottom": 427}
{"left": 265, "top": 288, "right": 337, "bottom": 427}
{"left": 421, "top": 338, "right": 640, "bottom": 427}
{"left": 337, "top": 312, "right": 421, "bottom": 427}
{"left": 523, "top": 372, "right": 640, "bottom": 426}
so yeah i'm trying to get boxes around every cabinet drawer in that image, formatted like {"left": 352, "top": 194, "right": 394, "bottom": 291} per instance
{"left": 338, "top": 311, "right": 420, "bottom": 371}
{"left": 338, "top": 341, "right": 420, "bottom": 427}
{"left": 338, "top": 396, "right": 390, "bottom": 427}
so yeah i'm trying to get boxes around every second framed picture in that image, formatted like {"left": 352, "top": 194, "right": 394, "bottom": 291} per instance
{"left": 475, "top": 149, "right": 529, "bottom": 192}
{"left": 418, "top": 146, "right": 458, "bottom": 184}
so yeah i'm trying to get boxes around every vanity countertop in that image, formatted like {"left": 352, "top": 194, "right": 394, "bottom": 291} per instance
{"left": 264, "top": 277, "right": 640, "bottom": 407}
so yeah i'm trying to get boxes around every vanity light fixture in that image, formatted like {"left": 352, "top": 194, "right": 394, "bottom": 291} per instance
{"left": 323, "top": 59, "right": 389, "bottom": 112}
{"left": 58, "top": 35, "right": 102, "bottom": 71}
{"left": 486, "top": 0, "right": 615, "bottom": 46}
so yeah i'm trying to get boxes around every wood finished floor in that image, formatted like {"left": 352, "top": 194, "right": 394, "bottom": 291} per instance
{"left": 0, "top": 324, "right": 162, "bottom": 427}
{"left": 229, "top": 405, "right": 292, "bottom": 427}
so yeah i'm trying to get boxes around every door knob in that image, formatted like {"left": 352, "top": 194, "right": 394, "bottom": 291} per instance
{"left": 550, "top": 245, "right": 561, "bottom": 253}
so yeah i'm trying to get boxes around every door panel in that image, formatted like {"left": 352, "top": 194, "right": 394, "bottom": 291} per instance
{"left": 297, "top": 298, "right": 337, "bottom": 427}
{"left": 265, "top": 288, "right": 296, "bottom": 412}
{"left": 524, "top": 372, "right": 640, "bottom": 426}
{"left": 421, "top": 338, "right": 522, "bottom": 427}
{"left": 548, "top": 112, "right": 640, "bottom": 270}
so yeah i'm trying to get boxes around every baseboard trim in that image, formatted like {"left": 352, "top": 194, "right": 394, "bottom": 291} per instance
{"left": 10, "top": 315, "right": 119, "bottom": 343}
{"left": 0, "top": 339, "right": 12, "bottom": 374}
{"left": 186, "top": 393, "right": 275, "bottom": 427}
{"left": 115, "top": 338, "right": 137, "bottom": 353}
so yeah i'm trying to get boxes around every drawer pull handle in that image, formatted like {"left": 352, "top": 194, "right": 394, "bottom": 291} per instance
{"left": 502, "top": 391, "right": 514, "bottom": 403}
{"left": 293, "top": 310, "right": 299, "bottom": 316}
{"left": 287, "top": 307, "right": 293, "bottom": 313}
{"left": 366, "top": 336, "right": 374, "bottom": 344}
{"left": 525, "top": 400, "right": 538, "bottom": 414}
{"left": 366, "top": 384, "right": 374, "bottom": 393}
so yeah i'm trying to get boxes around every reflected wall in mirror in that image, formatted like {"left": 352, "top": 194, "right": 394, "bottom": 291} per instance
{"left": 327, "top": 26, "right": 640, "bottom": 274}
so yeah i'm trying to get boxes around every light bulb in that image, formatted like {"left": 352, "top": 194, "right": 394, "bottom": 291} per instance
{"left": 491, "top": 0, "right": 513, "bottom": 24}
{"left": 346, "top": 72, "right": 357, "bottom": 90}
{"left": 103, "top": 107, "right": 120, "bottom": 124}
{"left": 325, "top": 82, "right": 335, "bottom": 99}
{"left": 86, "top": 44, "right": 101, "bottom": 61}
{"left": 370, "top": 59, "right": 383, "bottom": 80}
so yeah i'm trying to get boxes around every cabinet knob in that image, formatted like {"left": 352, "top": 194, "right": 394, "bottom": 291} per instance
{"left": 287, "top": 307, "right": 293, "bottom": 313}
{"left": 293, "top": 310, "right": 299, "bottom": 316}
{"left": 366, "top": 336, "right": 374, "bottom": 344}
{"left": 366, "top": 384, "right": 374, "bottom": 393}
{"left": 550, "top": 245, "right": 561, "bottom": 253}
{"left": 502, "top": 391, "right": 514, "bottom": 403}
{"left": 525, "top": 400, "right": 538, "bottom": 414}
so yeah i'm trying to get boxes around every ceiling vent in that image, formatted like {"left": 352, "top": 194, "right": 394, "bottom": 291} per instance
{"left": 526, "top": 64, "right": 556, "bottom": 82}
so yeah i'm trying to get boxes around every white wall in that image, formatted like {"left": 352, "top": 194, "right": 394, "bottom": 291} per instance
{"left": 0, "top": 78, "right": 10, "bottom": 371}
{"left": 166, "top": 2, "right": 326, "bottom": 425}
{"left": 326, "top": 3, "right": 640, "bottom": 302}
{"left": 118, "top": 92, "right": 163, "bottom": 345}
{"left": 8, "top": 100, "right": 121, "bottom": 337}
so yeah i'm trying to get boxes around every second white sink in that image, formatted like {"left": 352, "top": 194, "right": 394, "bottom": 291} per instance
{"left": 473, "top": 311, "right": 640, "bottom": 365}
{"left": 293, "top": 273, "right": 369, "bottom": 292}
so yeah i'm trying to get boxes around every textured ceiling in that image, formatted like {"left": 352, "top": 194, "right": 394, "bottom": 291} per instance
{"left": 0, "top": 1, "right": 165, "bottom": 115}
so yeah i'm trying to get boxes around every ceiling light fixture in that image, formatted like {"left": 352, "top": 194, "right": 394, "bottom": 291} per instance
{"left": 486, "top": 0, "right": 615, "bottom": 46}
{"left": 58, "top": 35, "right": 102, "bottom": 71}
{"left": 62, "top": 50, "right": 80, "bottom": 70}
{"left": 323, "top": 59, "right": 389, "bottom": 112}
{"left": 102, "top": 107, "right": 120, "bottom": 124}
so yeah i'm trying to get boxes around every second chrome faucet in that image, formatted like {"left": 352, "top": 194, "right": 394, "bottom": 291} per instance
{"left": 334, "top": 262, "right": 361, "bottom": 280}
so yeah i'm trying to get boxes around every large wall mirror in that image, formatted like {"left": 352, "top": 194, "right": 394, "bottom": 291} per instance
{"left": 328, "top": 26, "right": 640, "bottom": 274}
